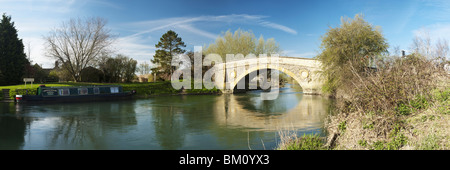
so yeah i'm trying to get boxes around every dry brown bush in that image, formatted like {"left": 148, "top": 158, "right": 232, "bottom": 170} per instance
{"left": 325, "top": 54, "right": 449, "bottom": 149}
{"left": 338, "top": 54, "right": 444, "bottom": 115}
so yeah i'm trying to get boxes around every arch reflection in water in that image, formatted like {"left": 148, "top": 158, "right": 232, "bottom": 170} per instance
{"left": 213, "top": 87, "right": 330, "bottom": 132}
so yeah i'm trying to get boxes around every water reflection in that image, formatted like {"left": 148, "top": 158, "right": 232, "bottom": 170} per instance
{"left": 0, "top": 85, "right": 333, "bottom": 150}
{"left": 214, "top": 92, "right": 330, "bottom": 132}
{"left": 0, "top": 103, "right": 27, "bottom": 150}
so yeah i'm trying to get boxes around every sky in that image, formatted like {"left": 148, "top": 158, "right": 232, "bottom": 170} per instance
{"left": 1, "top": 0, "right": 450, "bottom": 68}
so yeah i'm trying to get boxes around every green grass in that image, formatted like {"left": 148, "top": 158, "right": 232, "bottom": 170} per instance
{"left": 432, "top": 88, "right": 450, "bottom": 115}
{"left": 277, "top": 134, "right": 326, "bottom": 150}
{"left": 395, "top": 94, "right": 432, "bottom": 116}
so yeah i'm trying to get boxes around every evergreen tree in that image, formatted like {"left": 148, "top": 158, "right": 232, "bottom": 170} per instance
{"left": 151, "top": 30, "right": 186, "bottom": 81}
{"left": 0, "top": 13, "right": 28, "bottom": 85}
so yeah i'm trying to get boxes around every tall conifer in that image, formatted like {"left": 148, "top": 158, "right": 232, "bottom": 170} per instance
{"left": 151, "top": 30, "right": 186, "bottom": 81}
{"left": 0, "top": 13, "right": 28, "bottom": 85}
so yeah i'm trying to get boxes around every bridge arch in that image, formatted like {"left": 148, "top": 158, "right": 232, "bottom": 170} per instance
{"left": 215, "top": 56, "right": 324, "bottom": 94}
{"left": 229, "top": 64, "right": 309, "bottom": 92}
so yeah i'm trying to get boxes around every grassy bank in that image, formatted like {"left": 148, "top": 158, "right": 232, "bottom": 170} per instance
{"left": 277, "top": 55, "right": 449, "bottom": 150}
{"left": 323, "top": 55, "right": 449, "bottom": 150}
{"left": 325, "top": 85, "right": 449, "bottom": 150}
{"left": 0, "top": 81, "right": 221, "bottom": 100}
{"left": 276, "top": 131, "right": 327, "bottom": 150}
{"left": 277, "top": 77, "right": 448, "bottom": 151}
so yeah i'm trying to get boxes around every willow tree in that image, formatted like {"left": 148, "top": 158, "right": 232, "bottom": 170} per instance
{"left": 316, "top": 14, "right": 389, "bottom": 94}
{"left": 44, "top": 17, "right": 114, "bottom": 82}
{"left": 203, "top": 29, "right": 281, "bottom": 60}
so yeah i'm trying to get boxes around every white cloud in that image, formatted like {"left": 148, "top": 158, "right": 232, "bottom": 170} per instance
{"left": 3, "top": 2, "right": 298, "bottom": 67}
{"left": 128, "top": 14, "right": 297, "bottom": 39}
{"left": 2, "top": 0, "right": 80, "bottom": 14}
{"left": 422, "top": 0, "right": 450, "bottom": 21}
{"left": 1, "top": 0, "right": 93, "bottom": 67}
{"left": 412, "top": 23, "right": 450, "bottom": 42}
{"left": 23, "top": 37, "right": 54, "bottom": 68}
{"left": 121, "top": 14, "right": 298, "bottom": 65}
{"left": 176, "top": 24, "right": 218, "bottom": 40}
{"left": 113, "top": 34, "right": 156, "bottom": 64}
{"left": 257, "top": 21, "right": 297, "bottom": 35}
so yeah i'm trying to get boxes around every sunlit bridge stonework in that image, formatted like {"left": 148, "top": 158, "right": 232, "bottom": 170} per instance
{"left": 212, "top": 56, "right": 324, "bottom": 94}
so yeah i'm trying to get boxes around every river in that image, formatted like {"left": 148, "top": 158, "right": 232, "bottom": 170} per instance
{"left": 0, "top": 84, "right": 333, "bottom": 150}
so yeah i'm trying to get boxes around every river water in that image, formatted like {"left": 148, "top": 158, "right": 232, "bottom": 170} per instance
{"left": 0, "top": 84, "right": 333, "bottom": 150}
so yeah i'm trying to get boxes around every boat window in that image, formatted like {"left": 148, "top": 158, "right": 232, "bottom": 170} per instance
{"left": 43, "top": 89, "right": 58, "bottom": 96}
{"left": 59, "top": 89, "right": 70, "bottom": 96}
{"left": 78, "top": 88, "right": 88, "bottom": 95}
{"left": 93, "top": 88, "right": 100, "bottom": 94}
{"left": 110, "top": 87, "right": 119, "bottom": 93}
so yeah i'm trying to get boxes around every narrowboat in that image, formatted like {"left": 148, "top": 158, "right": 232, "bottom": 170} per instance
{"left": 15, "top": 85, "right": 136, "bottom": 103}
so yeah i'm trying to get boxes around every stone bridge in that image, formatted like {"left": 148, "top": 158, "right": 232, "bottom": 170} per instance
{"left": 210, "top": 56, "right": 324, "bottom": 94}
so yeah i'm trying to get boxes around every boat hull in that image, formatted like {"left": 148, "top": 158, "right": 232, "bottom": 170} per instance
{"left": 17, "top": 92, "right": 135, "bottom": 103}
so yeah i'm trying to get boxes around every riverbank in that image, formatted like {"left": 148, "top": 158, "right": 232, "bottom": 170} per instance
{"left": 325, "top": 84, "right": 449, "bottom": 150}
{"left": 277, "top": 55, "right": 449, "bottom": 150}
{"left": 323, "top": 56, "right": 449, "bottom": 150}
{"left": 0, "top": 81, "right": 222, "bottom": 101}
{"left": 276, "top": 78, "right": 449, "bottom": 150}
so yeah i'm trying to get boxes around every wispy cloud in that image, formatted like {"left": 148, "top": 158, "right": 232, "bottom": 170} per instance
{"left": 176, "top": 24, "right": 218, "bottom": 40}
{"left": 113, "top": 34, "right": 156, "bottom": 63}
{"left": 1, "top": 0, "right": 84, "bottom": 67}
{"left": 412, "top": 23, "right": 450, "bottom": 41}
{"left": 128, "top": 14, "right": 298, "bottom": 39}
{"left": 421, "top": 0, "right": 450, "bottom": 21}
{"left": 2, "top": 0, "right": 79, "bottom": 14}
{"left": 257, "top": 21, "right": 297, "bottom": 35}
{"left": 120, "top": 14, "right": 298, "bottom": 64}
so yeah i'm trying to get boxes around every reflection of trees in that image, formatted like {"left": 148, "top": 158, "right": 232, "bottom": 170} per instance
{"left": 0, "top": 103, "right": 27, "bottom": 150}
{"left": 1, "top": 89, "right": 333, "bottom": 150}
{"left": 47, "top": 100, "right": 137, "bottom": 149}
{"left": 150, "top": 95, "right": 219, "bottom": 149}
{"left": 152, "top": 106, "right": 184, "bottom": 150}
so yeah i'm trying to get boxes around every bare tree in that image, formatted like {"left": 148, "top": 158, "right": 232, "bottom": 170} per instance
{"left": 138, "top": 62, "right": 151, "bottom": 75}
{"left": 391, "top": 45, "right": 401, "bottom": 57}
{"left": 44, "top": 17, "right": 114, "bottom": 82}
{"left": 435, "top": 38, "right": 449, "bottom": 64}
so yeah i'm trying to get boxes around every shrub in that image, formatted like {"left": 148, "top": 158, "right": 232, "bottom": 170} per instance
{"left": 368, "top": 124, "right": 408, "bottom": 150}
{"left": 395, "top": 103, "right": 413, "bottom": 116}
{"left": 395, "top": 94, "right": 431, "bottom": 116}
{"left": 10, "top": 88, "right": 37, "bottom": 99}
{"left": 339, "top": 54, "right": 443, "bottom": 115}
{"left": 338, "top": 121, "right": 347, "bottom": 132}
{"left": 316, "top": 14, "right": 389, "bottom": 94}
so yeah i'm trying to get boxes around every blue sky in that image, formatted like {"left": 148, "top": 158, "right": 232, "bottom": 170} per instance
{"left": 2, "top": 0, "right": 450, "bottom": 68}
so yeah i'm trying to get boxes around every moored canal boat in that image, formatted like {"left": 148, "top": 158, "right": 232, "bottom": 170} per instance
{"left": 15, "top": 85, "right": 136, "bottom": 103}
